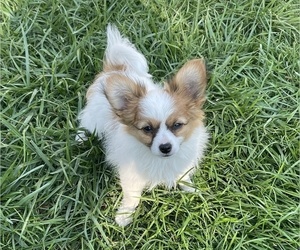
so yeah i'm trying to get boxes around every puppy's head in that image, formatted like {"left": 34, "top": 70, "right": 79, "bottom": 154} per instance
{"left": 105, "top": 59, "right": 207, "bottom": 157}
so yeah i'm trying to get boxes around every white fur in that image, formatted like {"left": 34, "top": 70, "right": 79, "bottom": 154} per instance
{"left": 139, "top": 91, "right": 183, "bottom": 157}
{"left": 105, "top": 24, "right": 152, "bottom": 79}
{"left": 77, "top": 25, "right": 209, "bottom": 227}
{"left": 150, "top": 123, "right": 182, "bottom": 157}
{"left": 140, "top": 90, "right": 175, "bottom": 120}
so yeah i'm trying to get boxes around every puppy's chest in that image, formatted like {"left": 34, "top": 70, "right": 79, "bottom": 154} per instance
{"left": 133, "top": 157, "right": 193, "bottom": 187}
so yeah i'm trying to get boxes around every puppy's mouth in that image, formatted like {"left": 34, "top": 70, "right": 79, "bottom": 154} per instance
{"left": 162, "top": 153, "right": 172, "bottom": 158}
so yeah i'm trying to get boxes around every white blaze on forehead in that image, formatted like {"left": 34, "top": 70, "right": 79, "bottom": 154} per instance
{"left": 139, "top": 90, "right": 175, "bottom": 121}
{"left": 151, "top": 116, "right": 182, "bottom": 157}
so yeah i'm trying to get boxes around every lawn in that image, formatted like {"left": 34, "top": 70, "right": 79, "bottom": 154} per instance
{"left": 1, "top": 0, "right": 299, "bottom": 249}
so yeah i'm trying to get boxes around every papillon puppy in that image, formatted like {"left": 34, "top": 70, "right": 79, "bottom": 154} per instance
{"left": 76, "top": 24, "right": 209, "bottom": 226}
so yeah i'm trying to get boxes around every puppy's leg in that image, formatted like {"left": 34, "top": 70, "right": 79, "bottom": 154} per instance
{"left": 75, "top": 111, "right": 100, "bottom": 142}
{"left": 115, "top": 176, "right": 146, "bottom": 227}
{"left": 75, "top": 128, "right": 88, "bottom": 142}
{"left": 178, "top": 172, "right": 196, "bottom": 193}
{"left": 75, "top": 96, "right": 106, "bottom": 142}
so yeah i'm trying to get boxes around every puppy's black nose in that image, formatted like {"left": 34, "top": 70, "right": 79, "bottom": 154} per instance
{"left": 159, "top": 143, "right": 172, "bottom": 154}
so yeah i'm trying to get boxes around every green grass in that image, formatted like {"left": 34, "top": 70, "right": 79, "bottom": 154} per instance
{"left": 1, "top": 0, "right": 299, "bottom": 249}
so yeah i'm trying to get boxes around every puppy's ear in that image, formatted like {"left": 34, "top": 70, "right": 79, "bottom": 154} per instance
{"left": 105, "top": 74, "right": 146, "bottom": 124}
{"left": 165, "top": 59, "right": 207, "bottom": 107}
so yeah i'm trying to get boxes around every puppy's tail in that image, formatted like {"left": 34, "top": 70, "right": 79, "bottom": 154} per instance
{"left": 104, "top": 24, "right": 150, "bottom": 77}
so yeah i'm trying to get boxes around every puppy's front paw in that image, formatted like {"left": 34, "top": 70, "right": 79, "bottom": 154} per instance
{"left": 115, "top": 207, "right": 135, "bottom": 227}
{"left": 179, "top": 180, "right": 199, "bottom": 193}
{"left": 180, "top": 184, "right": 197, "bottom": 193}
{"left": 75, "top": 131, "right": 88, "bottom": 143}
{"left": 115, "top": 213, "right": 133, "bottom": 227}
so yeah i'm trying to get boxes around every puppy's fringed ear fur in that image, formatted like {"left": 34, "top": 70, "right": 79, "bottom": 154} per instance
{"left": 165, "top": 59, "right": 207, "bottom": 107}
{"left": 105, "top": 74, "right": 146, "bottom": 124}
{"left": 105, "top": 75, "right": 146, "bottom": 110}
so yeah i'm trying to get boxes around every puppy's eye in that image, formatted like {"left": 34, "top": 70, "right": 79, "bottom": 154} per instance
{"left": 142, "top": 125, "right": 153, "bottom": 133}
{"left": 173, "top": 122, "right": 183, "bottom": 130}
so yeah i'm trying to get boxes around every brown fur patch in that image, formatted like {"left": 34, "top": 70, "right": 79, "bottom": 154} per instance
{"left": 165, "top": 59, "right": 207, "bottom": 108}
{"left": 164, "top": 59, "right": 207, "bottom": 140}
{"left": 105, "top": 74, "right": 146, "bottom": 126}
{"left": 126, "top": 118, "right": 160, "bottom": 147}
{"left": 166, "top": 100, "right": 204, "bottom": 141}
{"left": 85, "top": 63, "right": 126, "bottom": 100}
{"left": 103, "top": 63, "right": 126, "bottom": 72}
